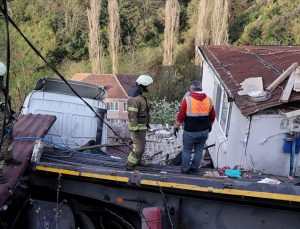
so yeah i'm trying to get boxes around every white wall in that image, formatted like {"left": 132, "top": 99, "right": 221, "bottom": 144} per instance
{"left": 208, "top": 103, "right": 249, "bottom": 170}
{"left": 245, "top": 115, "right": 299, "bottom": 176}
{"left": 202, "top": 61, "right": 215, "bottom": 98}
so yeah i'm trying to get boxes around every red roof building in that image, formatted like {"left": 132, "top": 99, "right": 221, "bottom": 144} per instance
{"left": 72, "top": 73, "right": 138, "bottom": 123}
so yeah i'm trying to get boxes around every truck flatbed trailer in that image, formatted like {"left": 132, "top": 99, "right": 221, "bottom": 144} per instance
{"left": 29, "top": 150, "right": 300, "bottom": 229}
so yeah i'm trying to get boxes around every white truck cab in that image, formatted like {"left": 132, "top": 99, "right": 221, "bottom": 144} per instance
{"left": 22, "top": 77, "right": 107, "bottom": 148}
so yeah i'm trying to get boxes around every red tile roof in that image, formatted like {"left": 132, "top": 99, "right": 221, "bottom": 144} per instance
{"left": 72, "top": 74, "right": 139, "bottom": 99}
{"left": 199, "top": 45, "right": 300, "bottom": 116}
{"left": 116, "top": 74, "right": 138, "bottom": 95}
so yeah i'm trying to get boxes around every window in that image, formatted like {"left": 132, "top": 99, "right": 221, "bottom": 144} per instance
{"left": 107, "top": 102, "right": 119, "bottom": 111}
{"left": 214, "top": 82, "right": 231, "bottom": 135}
{"left": 107, "top": 119, "right": 118, "bottom": 124}
{"left": 107, "top": 119, "right": 127, "bottom": 124}
{"left": 124, "top": 102, "right": 128, "bottom": 112}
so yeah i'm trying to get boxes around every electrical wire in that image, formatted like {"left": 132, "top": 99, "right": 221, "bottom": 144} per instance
{"left": 14, "top": 136, "right": 81, "bottom": 155}
{"left": 0, "top": 8, "right": 134, "bottom": 155}
{"left": 156, "top": 181, "right": 173, "bottom": 229}
{"left": 0, "top": 0, "right": 11, "bottom": 154}
{"left": 216, "top": 139, "right": 227, "bottom": 169}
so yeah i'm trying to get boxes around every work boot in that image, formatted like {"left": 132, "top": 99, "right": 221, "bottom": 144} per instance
{"left": 5, "top": 158, "right": 22, "bottom": 166}
{"left": 138, "top": 160, "right": 148, "bottom": 167}
{"left": 181, "top": 169, "right": 190, "bottom": 175}
{"left": 125, "top": 163, "right": 136, "bottom": 171}
{"left": 0, "top": 172, "right": 5, "bottom": 184}
{"left": 189, "top": 168, "right": 199, "bottom": 174}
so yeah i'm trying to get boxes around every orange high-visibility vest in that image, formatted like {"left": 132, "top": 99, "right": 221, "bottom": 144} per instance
{"left": 184, "top": 92, "right": 212, "bottom": 117}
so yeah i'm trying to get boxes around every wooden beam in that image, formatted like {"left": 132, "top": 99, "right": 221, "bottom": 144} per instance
{"left": 293, "top": 67, "right": 300, "bottom": 92}
{"left": 284, "top": 109, "right": 300, "bottom": 118}
{"left": 266, "top": 62, "right": 298, "bottom": 92}
{"left": 279, "top": 70, "right": 297, "bottom": 103}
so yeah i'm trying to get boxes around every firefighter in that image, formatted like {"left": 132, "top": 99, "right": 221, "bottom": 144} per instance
{"left": 0, "top": 62, "right": 21, "bottom": 184}
{"left": 173, "top": 81, "right": 215, "bottom": 174}
{"left": 125, "top": 75, "right": 153, "bottom": 171}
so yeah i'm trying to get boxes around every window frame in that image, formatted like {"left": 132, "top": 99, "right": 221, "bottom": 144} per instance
{"left": 213, "top": 81, "right": 231, "bottom": 137}
{"left": 107, "top": 102, "right": 119, "bottom": 111}
{"left": 123, "top": 102, "right": 128, "bottom": 112}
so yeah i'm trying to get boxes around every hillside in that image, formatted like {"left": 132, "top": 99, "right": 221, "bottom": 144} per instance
{"left": 0, "top": 0, "right": 299, "bottom": 108}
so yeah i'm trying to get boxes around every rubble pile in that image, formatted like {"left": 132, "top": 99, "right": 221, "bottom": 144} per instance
{"left": 143, "top": 125, "right": 183, "bottom": 165}
{"left": 108, "top": 124, "right": 183, "bottom": 164}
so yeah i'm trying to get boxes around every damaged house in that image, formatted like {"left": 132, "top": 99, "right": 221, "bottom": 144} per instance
{"left": 197, "top": 45, "right": 300, "bottom": 176}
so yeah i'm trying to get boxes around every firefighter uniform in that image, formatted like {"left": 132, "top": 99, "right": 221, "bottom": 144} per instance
{"left": 0, "top": 89, "right": 14, "bottom": 173}
{"left": 126, "top": 92, "right": 150, "bottom": 170}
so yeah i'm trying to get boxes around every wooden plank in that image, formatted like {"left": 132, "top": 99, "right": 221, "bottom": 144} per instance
{"left": 284, "top": 109, "right": 300, "bottom": 118}
{"left": 266, "top": 62, "right": 298, "bottom": 92}
{"left": 293, "top": 67, "right": 300, "bottom": 92}
{"left": 279, "top": 70, "right": 297, "bottom": 103}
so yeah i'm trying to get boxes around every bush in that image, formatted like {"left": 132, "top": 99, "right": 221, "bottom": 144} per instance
{"left": 150, "top": 98, "right": 181, "bottom": 125}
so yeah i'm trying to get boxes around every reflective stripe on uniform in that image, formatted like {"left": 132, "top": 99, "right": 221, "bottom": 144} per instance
{"left": 128, "top": 107, "right": 138, "bottom": 112}
{"left": 128, "top": 123, "right": 148, "bottom": 131}
{"left": 185, "top": 93, "right": 212, "bottom": 117}
{"left": 127, "top": 152, "right": 139, "bottom": 164}
{"left": 0, "top": 159, "right": 3, "bottom": 172}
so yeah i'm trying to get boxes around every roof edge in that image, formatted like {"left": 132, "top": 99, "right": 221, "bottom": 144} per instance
{"left": 113, "top": 74, "right": 129, "bottom": 98}
{"left": 197, "top": 46, "right": 234, "bottom": 101}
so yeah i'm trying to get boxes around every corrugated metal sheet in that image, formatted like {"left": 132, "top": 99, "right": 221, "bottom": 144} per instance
{"left": 199, "top": 45, "right": 300, "bottom": 116}
{"left": 0, "top": 114, "right": 56, "bottom": 207}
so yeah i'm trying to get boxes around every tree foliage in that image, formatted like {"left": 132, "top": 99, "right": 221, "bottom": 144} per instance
{"left": 229, "top": 0, "right": 300, "bottom": 45}
{"left": 1, "top": 0, "right": 299, "bottom": 109}
{"left": 150, "top": 98, "right": 181, "bottom": 125}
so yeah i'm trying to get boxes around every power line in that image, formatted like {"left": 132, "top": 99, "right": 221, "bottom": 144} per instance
{"left": 0, "top": 7, "right": 134, "bottom": 155}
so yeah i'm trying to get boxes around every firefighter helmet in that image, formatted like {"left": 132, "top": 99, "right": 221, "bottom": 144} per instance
{"left": 136, "top": 75, "right": 153, "bottom": 87}
{"left": 0, "top": 62, "right": 6, "bottom": 76}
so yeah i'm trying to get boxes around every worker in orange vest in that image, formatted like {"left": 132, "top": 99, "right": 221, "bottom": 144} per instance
{"left": 173, "top": 81, "right": 216, "bottom": 174}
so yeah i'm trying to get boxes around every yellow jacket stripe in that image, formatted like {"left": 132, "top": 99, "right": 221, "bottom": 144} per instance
{"left": 128, "top": 107, "right": 138, "bottom": 112}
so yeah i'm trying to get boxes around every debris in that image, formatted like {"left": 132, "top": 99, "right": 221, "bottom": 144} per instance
{"left": 280, "top": 68, "right": 298, "bottom": 103}
{"left": 243, "top": 173, "right": 252, "bottom": 179}
{"left": 203, "top": 171, "right": 224, "bottom": 178}
{"left": 293, "top": 67, "right": 300, "bottom": 92}
{"left": 218, "top": 166, "right": 230, "bottom": 175}
{"left": 224, "top": 169, "right": 241, "bottom": 178}
{"left": 266, "top": 62, "right": 298, "bottom": 92}
{"left": 248, "top": 90, "right": 271, "bottom": 102}
{"left": 257, "top": 178, "right": 281, "bottom": 185}
{"left": 238, "top": 77, "right": 263, "bottom": 96}
{"left": 284, "top": 109, "right": 300, "bottom": 118}
{"left": 154, "top": 129, "right": 172, "bottom": 138}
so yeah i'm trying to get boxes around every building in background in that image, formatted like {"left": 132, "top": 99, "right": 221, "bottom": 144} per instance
{"left": 72, "top": 73, "right": 138, "bottom": 124}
